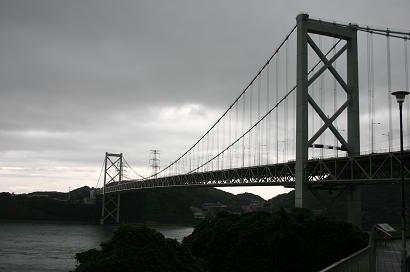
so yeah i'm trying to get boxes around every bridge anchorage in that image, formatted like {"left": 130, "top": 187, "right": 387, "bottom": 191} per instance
{"left": 97, "top": 14, "right": 410, "bottom": 226}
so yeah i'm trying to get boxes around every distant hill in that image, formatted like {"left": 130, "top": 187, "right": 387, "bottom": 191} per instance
{"left": 267, "top": 190, "right": 295, "bottom": 209}
{"left": 0, "top": 186, "right": 265, "bottom": 224}
{"left": 0, "top": 186, "right": 97, "bottom": 222}
{"left": 119, "top": 187, "right": 266, "bottom": 224}
{"left": 26, "top": 186, "right": 91, "bottom": 202}
{"left": 235, "top": 192, "right": 265, "bottom": 204}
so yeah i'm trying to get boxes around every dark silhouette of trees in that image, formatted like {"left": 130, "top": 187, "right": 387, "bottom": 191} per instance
{"left": 74, "top": 225, "right": 205, "bottom": 272}
{"left": 75, "top": 209, "right": 368, "bottom": 272}
{"left": 183, "top": 209, "right": 368, "bottom": 272}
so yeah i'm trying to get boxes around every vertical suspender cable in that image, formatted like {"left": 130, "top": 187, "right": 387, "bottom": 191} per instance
{"left": 181, "top": 152, "right": 183, "bottom": 173}
{"left": 285, "top": 40, "right": 289, "bottom": 162}
{"left": 206, "top": 132, "right": 209, "bottom": 171}
{"left": 275, "top": 53, "right": 279, "bottom": 163}
{"left": 192, "top": 141, "right": 196, "bottom": 173}
{"left": 370, "top": 34, "right": 375, "bottom": 153}
{"left": 194, "top": 142, "right": 196, "bottom": 173}
{"left": 216, "top": 121, "right": 219, "bottom": 170}
{"left": 257, "top": 75, "right": 261, "bottom": 165}
{"left": 229, "top": 107, "right": 232, "bottom": 168}
{"left": 190, "top": 149, "right": 192, "bottom": 172}
{"left": 387, "top": 32, "right": 393, "bottom": 152}
{"left": 235, "top": 101, "right": 239, "bottom": 167}
{"left": 266, "top": 63, "right": 270, "bottom": 164}
{"left": 242, "top": 93, "right": 246, "bottom": 167}
{"left": 254, "top": 80, "right": 257, "bottom": 165}
{"left": 319, "top": 36, "right": 324, "bottom": 158}
{"left": 311, "top": 67, "right": 316, "bottom": 158}
{"left": 405, "top": 38, "right": 409, "bottom": 147}
{"left": 289, "top": 41, "right": 295, "bottom": 160}
{"left": 198, "top": 138, "right": 200, "bottom": 172}
{"left": 222, "top": 113, "right": 225, "bottom": 169}
{"left": 195, "top": 145, "right": 198, "bottom": 172}
{"left": 333, "top": 41, "right": 338, "bottom": 157}
{"left": 249, "top": 83, "right": 253, "bottom": 166}
{"left": 211, "top": 128, "right": 214, "bottom": 171}
{"left": 201, "top": 131, "right": 204, "bottom": 171}
{"left": 367, "top": 32, "right": 372, "bottom": 153}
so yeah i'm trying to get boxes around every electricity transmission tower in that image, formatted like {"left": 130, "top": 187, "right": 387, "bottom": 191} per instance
{"left": 149, "top": 150, "right": 160, "bottom": 178}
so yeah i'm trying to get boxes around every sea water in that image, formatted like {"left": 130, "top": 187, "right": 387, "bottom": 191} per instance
{"left": 0, "top": 221, "right": 194, "bottom": 272}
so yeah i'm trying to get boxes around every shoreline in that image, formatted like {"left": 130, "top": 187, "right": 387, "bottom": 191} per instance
{"left": 0, "top": 218, "right": 195, "bottom": 228}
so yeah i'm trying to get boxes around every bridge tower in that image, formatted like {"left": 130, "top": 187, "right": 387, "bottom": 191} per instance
{"left": 295, "top": 14, "right": 361, "bottom": 226}
{"left": 100, "top": 152, "right": 123, "bottom": 225}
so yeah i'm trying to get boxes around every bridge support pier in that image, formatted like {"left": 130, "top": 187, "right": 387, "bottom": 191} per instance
{"left": 300, "top": 184, "right": 362, "bottom": 226}
{"left": 100, "top": 152, "right": 123, "bottom": 225}
{"left": 346, "top": 186, "right": 362, "bottom": 226}
{"left": 295, "top": 14, "right": 361, "bottom": 227}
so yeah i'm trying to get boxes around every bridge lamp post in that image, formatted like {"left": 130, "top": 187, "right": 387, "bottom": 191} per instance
{"left": 392, "top": 90, "right": 410, "bottom": 272}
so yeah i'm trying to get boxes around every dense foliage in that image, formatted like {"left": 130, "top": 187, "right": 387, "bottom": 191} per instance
{"left": 74, "top": 225, "right": 205, "bottom": 272}
{"left": 183, "top": 209, "right": 368, "bottom": 272}
{"left": 75, "top": 209, "right": 368, "bottom": 272}
{"left": 269, "top": 185, "right": 408, "bottom": 229}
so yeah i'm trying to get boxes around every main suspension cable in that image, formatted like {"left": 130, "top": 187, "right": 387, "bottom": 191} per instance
{"left": 186, "top": 39, "right": 343, "bottom": 174}
{"left": 145, "top": 25, "right": 297, "bottom": 179}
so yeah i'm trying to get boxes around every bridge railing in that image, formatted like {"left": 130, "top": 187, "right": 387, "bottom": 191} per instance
{"left": 318, "top": 229, "right": 376, "bottom": 272}
{"left": 318, "top": 246, "right": 373, "bottom": 272}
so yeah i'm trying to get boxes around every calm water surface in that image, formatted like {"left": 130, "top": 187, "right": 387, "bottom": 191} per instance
{"left": 0, "top": 221, "right": 194, "bottom": 272}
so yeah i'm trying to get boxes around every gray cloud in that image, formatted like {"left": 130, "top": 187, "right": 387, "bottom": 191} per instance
{"left": 0, "top": 0, "right": 409, "bottom": 199}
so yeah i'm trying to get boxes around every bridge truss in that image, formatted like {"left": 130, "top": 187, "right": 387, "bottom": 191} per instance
{"left": 100, "top": 150, "right": 410, "bottom": 192}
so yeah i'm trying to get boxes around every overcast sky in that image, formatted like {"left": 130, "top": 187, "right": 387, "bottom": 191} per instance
{"left": 0, "top": 0, "right": 409, "bottom": 199}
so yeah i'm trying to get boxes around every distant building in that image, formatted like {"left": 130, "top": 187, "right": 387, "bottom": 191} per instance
{"left": 241, "top": 200, "right": 264, "bottom": 213}
{"left": 190, "top": 206, "right": 206, "bottom": 219}
{"left": 27, "top": 194, "right": 49, "bottom": 198}
{"left": 89, "top": 189, "right": 96, "bottom": 200}
{"left": 83, "top": 197, "right": 96, "bottom": 205}
{"left": 202, "top": 202, "right": 228, "bottom": 217}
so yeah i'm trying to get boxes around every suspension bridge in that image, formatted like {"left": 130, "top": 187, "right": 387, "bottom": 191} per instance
{"left": 96, "top": 14, "right": 410, "bottom": 226}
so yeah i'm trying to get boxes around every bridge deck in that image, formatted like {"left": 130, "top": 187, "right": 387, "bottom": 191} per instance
{"left": 375, "top": 238, "right": 406, "bottom": 272}
{"left": 101, "top": 150, "right": 410, "bottom": 194}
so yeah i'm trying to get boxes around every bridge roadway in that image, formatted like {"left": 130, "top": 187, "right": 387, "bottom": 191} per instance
{"left": 100, "top": 150, "right": 410, "bottom": 194}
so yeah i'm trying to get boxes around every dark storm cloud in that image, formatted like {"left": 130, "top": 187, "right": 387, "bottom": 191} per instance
{"left": 0, "top": 0, "right": 409, "bottom": 196}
